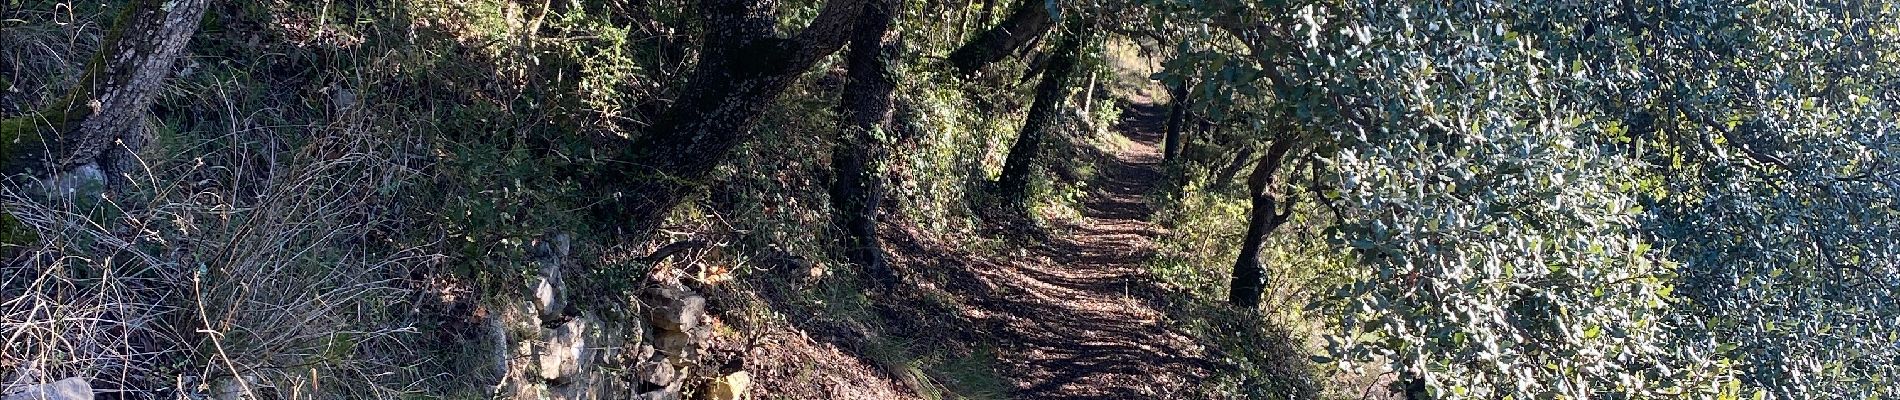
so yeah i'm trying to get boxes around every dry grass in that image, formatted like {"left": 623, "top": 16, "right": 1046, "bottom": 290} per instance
{"left": 0, "top": 79, "right": 443, "bottom": 397}
{"left": 0, "top": 3, "right": 104, "bottom": 112}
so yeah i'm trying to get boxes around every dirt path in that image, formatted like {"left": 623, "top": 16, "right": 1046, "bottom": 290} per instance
{"left": 993, "top": 100, "right": 1215, "bottom": 398}
{"left": 886, "top": 98, "right": 1217, "bottom": 398}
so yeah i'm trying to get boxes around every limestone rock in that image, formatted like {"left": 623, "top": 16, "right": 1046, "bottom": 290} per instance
{"left": 643, "top": 286, "right": 705, "bottom": 334}
{"left": 656, "top": 327, "right": 704, "bottom": 358}
{"left": 210, "top": 375, "right": 261, "bottom": 400}
{"left": 531, "top": 237, "right": 568, "bottom": 320}
{"left": 635, "top": 358, "right": 677, "bottom": 387}
{"left": 635, "top": 390, "right": 680, "bottom": 400}
{"left": 44, "top": 164, "right": 104, "bottom": 198}
{"left": 2, "top": 377, "right": 91, "bottom": 400}
{"left": 538, "top": 316, "right": 593, "bottom": 382}
{"left": 533, "top": 272, "right": 564, "bottom": 320}
{"left": 633, "top": 343, "right": 657, "bottom": 362}
{"left": 708, "top": 371, "right": 751, "bottom": 400}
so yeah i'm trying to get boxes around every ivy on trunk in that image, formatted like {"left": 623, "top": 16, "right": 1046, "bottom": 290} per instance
{"left": 994, "top": 24, "right": 1084, "bottom": 205}
{"left": 830, "top": 0, "right": 902, "bottom": 287}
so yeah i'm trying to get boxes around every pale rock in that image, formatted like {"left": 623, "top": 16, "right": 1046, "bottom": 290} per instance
{"left": 635, "top": 390, "right": 680, "bottom": 400}
{"left": 656, "top": 328, "right": 703, "bottom": 358}
{"left": 633, "top": 343, "right": 657, "bottom": 362}
{"left": 538, "top": 316, "right": 593, "bottom": 382}
{"left": 531, "top": 234, "right": 573, "bottom": 319}
{"left": 533, "top": 259, "right": 565, "bottom": 320}
{"left": 45, "top": 164, "right": 104, "bottom": 198}
{"left": 708, "top": 371, "right": 752, "bottom": 400}
{"left": 210, "top": 375, "right": 260, "bottom": 400}
{"left": 331, "top": 86, "right": 356, "bottom": 111}
{"left": 533, "top": 273, "right": 563, "bottom": 320}
{"left": 643, "top": 286, "right": 705, "bottom": 333}
{"left": 635, "top": 358, "right": 677, "bottom": 387}
{"left": 2, "top": 377, "right": 91, "bottom": 400}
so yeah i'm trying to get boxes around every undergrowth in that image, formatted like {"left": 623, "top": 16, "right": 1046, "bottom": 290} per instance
{"left": 2, "top": 0, "right": 1195, "bottom": 398}
{"left": 1146, "top": 148, "right": 1379, "bottom": 398}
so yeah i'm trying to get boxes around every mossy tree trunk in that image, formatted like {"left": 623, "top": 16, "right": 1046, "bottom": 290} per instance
{"left": 945, "top": 0, "right": 1054, "bottom": 76}
{"left": 591, "top": 0, "right": 869, "bottom": 239}
{"left": 994, "top": 25, "right": 1083, "bottom": 204}
{"left": 1, "top": 0, "right": 209, "bottom": 173}
{"left": 2, "top": 0, "right": 209, "bottom": 248}
{"left": 829, "top": 0, "right": 901, "bottom": 286}
{"left": 1227, "top": 137, "right": 1298, "bottom": 308}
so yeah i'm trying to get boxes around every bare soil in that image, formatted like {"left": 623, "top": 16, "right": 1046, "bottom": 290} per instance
{"left": 888, "top": 99, "right": 1220, "bottom": 398}
{"left": 735, "top": 98, "right": 1228, "bottom": 399}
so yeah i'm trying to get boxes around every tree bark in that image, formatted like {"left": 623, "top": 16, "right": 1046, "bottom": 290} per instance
{"left": 2, "top": 0, "right": 209, "bottom": 250}
{"left": 591, "top": 0, "right": 870, "bottom": 239}
{"left": 1209, "top": 139, "right": 1250, "bottom": 192}
{"left": 994, "top": 26, "right": 1083, "bottom": 203}
{"left": 1161, "top": 82, "right": 1190, "bottom": 162}
{"left": 1228, "top": 137, "right": 1298, "bottom": 308}
{"left": 829, "top": 0, "right": 901, "bottom": 287}
{"left": 2, "top": 0, "right": 209, "bottom": 175}
{"left": 1080, "top": 70, "right": 1097, "bottom": 115}
{"left": 945, "top": 0, "right": 1054, "bottom": 76}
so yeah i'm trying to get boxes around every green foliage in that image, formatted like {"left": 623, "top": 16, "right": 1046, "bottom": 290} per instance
{"left": 1142, "top": 0, "right": 1900, "bottom": 397}
{"left": 889, "top": 65, "right": 1024, "bottom": 235}
{"left": 9, "top": 0, "right": 1892, "bottom": 396}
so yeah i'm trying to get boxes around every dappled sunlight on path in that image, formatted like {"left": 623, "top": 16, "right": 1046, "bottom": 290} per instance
{"left": 884, "top": 99, "right": 1219, "bottom": 398}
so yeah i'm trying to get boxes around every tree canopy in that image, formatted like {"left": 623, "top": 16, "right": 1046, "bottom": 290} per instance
{"left": 1141, "top": 0, "right": 1900, "bottom": 396}
{"left": 2, "top": 0, "right": 1894, "bottom": 397}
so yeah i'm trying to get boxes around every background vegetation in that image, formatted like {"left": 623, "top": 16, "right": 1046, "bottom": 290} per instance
{"left": 2, "top": 0, "right": 1896, "bottom": 398}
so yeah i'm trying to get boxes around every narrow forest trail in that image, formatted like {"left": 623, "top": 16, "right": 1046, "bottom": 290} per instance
{"left": 885, "top": 97, "right": 1222, "bottom": 398}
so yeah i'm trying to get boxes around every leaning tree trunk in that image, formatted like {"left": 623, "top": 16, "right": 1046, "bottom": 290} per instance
{"left": 829, "top": 0, "right": 901, "bottom": 287}
{"left": 1209, "top": 138, "right": 1250, "bottom": 192}
{"left": 1161, "top": 82, "right": 1190, "bottom": 162}
{"left": 591, "top": 0, "right": 870, "bottom": 240}
{"left": 1228, "top": 137, "right": 1298, "bottom": 308}
{"left": 993, "top": 26, "right": 1083, "bottom": 203}
{"left": 2, "top": 0, "right": 209, "bottom": 174}
{"left": 945, "top": 0, "right": 1054, "bottom": 76}
{"left": 1, "top": 0, "right": 209, "bottom": 249}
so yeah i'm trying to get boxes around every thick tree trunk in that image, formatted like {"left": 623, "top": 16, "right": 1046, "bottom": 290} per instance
{"left": 2, "top": 0, "right": 209, "bottom": 174}
{"left": 945, "top": 0, "right": 1054, "bottom": 76}
{"left": 830, "top": 0, "right": 901, "bottom": 287}
{"left": 1161, "top": 82, "right": 1190, "bottom": 162}
{"left": 2, "top": 0, "right": 209, "bottom": 249}
{"left": 994, "top": 27, "right": 1083, "bottom": 203}
{"left": 592, "top": 0, "right": 869, "bottom": 239}
{"left": 1227, "top": 187, "right": 1278, "bottom": 307}
{"left": 1228, "top": 137, "right": 1297, "bottom": 307}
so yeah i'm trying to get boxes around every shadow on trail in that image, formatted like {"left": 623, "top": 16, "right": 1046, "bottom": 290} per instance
{"left": 878, "top": 100, "right": 1224, "bottom": 398}
{"left": 731, "top": 98, "right": 1321, "bottom": 399}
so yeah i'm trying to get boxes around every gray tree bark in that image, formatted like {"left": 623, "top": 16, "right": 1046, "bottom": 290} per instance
{"left": 3, "top": 0, "right": 208, "bottom": 175}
